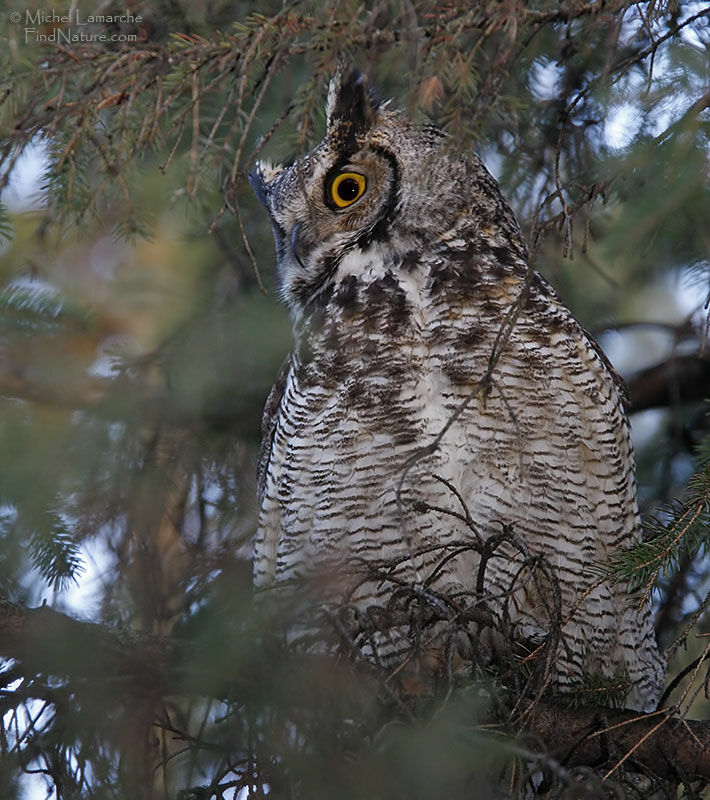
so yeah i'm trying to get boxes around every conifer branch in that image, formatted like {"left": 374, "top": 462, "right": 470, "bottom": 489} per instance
{"left": 0, "top": 597, "right": 708, "bottom": 782}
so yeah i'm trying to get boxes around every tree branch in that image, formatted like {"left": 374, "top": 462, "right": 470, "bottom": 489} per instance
{"left": 0, "top": 598, "right": 187, "bottom": 694}
{"left": 0, "top": 361, "right": 264, "bottom": 438}
{"left": 1, "top": 597, "right": 708, "bottom": 782}
{"left": 626, "top": 353, "right": 710, "bottom": 413}
{"left": 522, "top": 699, "right": 710, "bottom": 783}
{"left": 0, "top": 361, "right": 109, "bottom": 409}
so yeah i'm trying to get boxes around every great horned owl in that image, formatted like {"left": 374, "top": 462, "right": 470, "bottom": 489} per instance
{"left": 249, "top": 68, "right": 664, "bottom": 711}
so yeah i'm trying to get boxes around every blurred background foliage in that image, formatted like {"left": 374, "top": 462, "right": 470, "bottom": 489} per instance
{"left": 0, "top": 0, "right": 709, "bottom": 797}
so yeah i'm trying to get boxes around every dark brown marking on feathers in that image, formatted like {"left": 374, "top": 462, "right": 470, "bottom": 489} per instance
{"left": 517, "top": 344, "right": 547, "bottom": 373}
{"left": 531, "top": 270, "right": 563, "bottom": 302}
{"left": 428, "top": 322, "right": 486, "bottom": 350}
{"left": 363, "top": 271, "right": 411, "bottom": 334}
{"left": 322, "top": 320, "right": 341, "bottom": 352}
{"left": 323, "top": 348, "right": 349, "bottom": 386}
{"left": 427, "top": 255, "right": 481, "bottom": 299}
{"left": 345, "top": 378, "right": 366, "bottom": 404}
{"left": 295, "top": 334, "right": 315, "bottom": 369}
{"left": 362, "top": 339, "right": 378, "bottom": 357}
{"left": 488, "top": 260, "right": 509, "bottom": 279}
{"left": 334, "top": 275, "right": 361, "bottom": 316}
{"left": 491, "top": 245, "right": 517, "bottom": 269}
{"left": 295, "top": 254, "right": 341, "bottom": 309}
{"left": 458, "top": 326, "right": 487, "bottom": 349}
{"left": 427, "top": 262, "right": 459, "bottom": 297}
{"left": 441, "top": 356, "right": 477, "bottom": 384}
{"left": 480, "top": 296, "right": 502, "bottom": 317}
{"left": 525, "top": 323, "right": 553, "bottom": 347}
{"left": 400, "top": 250, "right": 420, "bottom": 271}
{"left": 256, "top": 356, "right": 290, "bottom": 501}
{"left": 386, "top": 288, "right": 410, "bottom": 335}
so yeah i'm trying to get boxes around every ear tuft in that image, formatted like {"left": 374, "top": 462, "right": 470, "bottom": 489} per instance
{"left": 325, "top": 66, "right": 376, "bottom": 137}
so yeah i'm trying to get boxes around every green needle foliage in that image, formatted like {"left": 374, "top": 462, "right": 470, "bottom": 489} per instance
{"left": 608, "top": 444, "right": 710, "bottom": 596}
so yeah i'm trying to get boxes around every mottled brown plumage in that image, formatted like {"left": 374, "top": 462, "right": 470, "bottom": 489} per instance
{"left": 250, "top": 68, "right": 664, "bottom": 710}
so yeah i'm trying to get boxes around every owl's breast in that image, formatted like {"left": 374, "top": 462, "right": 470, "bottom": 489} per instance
{"left": 256, "top": 258, "right": 635, "bottom": 604}
{"left": 255, "top": 261, "right": 494, "bottom": 593}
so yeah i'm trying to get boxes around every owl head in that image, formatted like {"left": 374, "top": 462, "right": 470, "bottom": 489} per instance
{"left": 250, "top": 68, "right": 525, "bottom": 317}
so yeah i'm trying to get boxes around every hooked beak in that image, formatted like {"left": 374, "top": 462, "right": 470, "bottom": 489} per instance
{"left": 290, "top": 224, "right": 307, "bottom": 270}
{"left": 249, "top": 162, "right": 308, "bottom": 270}
{"left": 248, "top": 164, "right": 269, "bottom": 209}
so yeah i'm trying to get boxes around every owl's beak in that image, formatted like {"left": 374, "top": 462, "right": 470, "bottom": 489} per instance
{"left": 290, "top": 224, "right": 307, "bottom": 270}
{"left": 248, "top": 164, "right": 269, "bottom": 209}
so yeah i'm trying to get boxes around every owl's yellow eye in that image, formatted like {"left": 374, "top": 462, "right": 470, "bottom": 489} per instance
{"left": 330, "top": 172, "right": 367, "bottom": 208}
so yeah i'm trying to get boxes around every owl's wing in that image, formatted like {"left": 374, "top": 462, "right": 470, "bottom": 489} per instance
{"left": 535, "top": 273, "right": 629, "bottom": 407}
{"left": 257, "top": 355, "right": 291, "bottom": 501}
{"left": 582, "top": 327, "right": 630, "bottom": 409}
